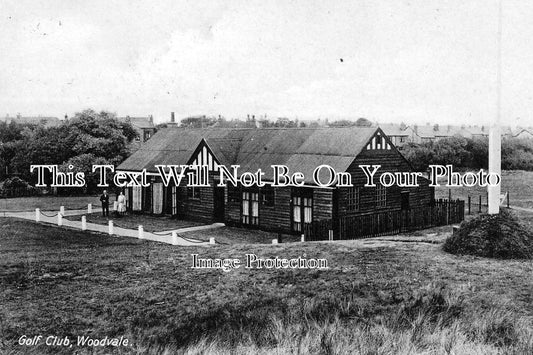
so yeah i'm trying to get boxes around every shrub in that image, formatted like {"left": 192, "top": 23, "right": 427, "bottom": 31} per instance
{"left": 443, "top": 209, "right": 533, "bottom": 259}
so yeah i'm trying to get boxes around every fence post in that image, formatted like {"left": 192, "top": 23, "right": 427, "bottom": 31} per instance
{"left": 60, "top": 206, "right": 65, "bottom": 216}
{"left": 209, "top": 237, "right": 215, "bottom": 245}
{"left": 81, "top": 216, "right": 87, "bottom": 231}
{"left": 88, "top": 203, "right": 92, "bottom": 214}
{"left": 301, "top": 234, "right": 305, "bottom": 242}
{"left": 328, "top": 229, "right": 333, "bottom": 241}
{"left": 507, "top": 191, "right": 509, "bottom": 208}
{"left": 138, "top": 225, "right": 144, "bottom": 239}
{"left": 35, "top": 208, "right": 40, "bottom": 222}
{"left": 272, "top": 239, "right": 278, "bottom": 244}
{"left": 57, "top": 213, "right": 62, "bottom": 226}
{"left": 108, "top": 220, "right": 114, "bottom": 235}
{"left": 171, "top": 232, "right": 178, "bottom": 245}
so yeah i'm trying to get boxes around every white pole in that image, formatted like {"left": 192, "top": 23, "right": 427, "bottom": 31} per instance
{"left": 488, "top": 0, "right": 502, "bottom": 215}
{"left": 60, "top": 206, "right": 65, "bottom": 215}
{"left": 35, "top": 208, "right": 40, "bottom": 222}
{"left": 108, "top": 220, "right": 114, "bottom": 235}
{"left": 88, "top": 203, "right": 92, "bottom": 214}
{"left": 171, "top": 232, "right": 178, "bottom": 245}
{"left": 138, "top": 225, "right": 144, "bottom": 239}
{"left": 57, "top": 213, "right": 63, "bottom": 226}
{"left": 272, "top": 239, "right": 278, "bottom": 244}
{"left": 301, "top": 234, "right": 305, "bottom": 242}
{"left": 209, "top": 237, "right": 215, "bottom": 245}
{"left": 81, "top": 216, "right": 87, "bottom": 230}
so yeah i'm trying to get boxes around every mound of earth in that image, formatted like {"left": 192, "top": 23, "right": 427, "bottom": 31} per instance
{"left": 443, "top": 209, "right": 533, "bottom": 259}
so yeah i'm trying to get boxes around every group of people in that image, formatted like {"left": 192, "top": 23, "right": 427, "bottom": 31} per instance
{"left": 99, "top": 190, "right": 127, "bottom": 217}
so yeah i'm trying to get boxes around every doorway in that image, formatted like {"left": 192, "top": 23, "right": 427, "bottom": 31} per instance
{"left": 213, "top": 186, "right": 225, "bottom": 222}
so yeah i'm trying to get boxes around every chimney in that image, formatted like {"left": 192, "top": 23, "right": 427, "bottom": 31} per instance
{"left": 149, "top": 115, "right": 153, "bottom": 124}
{"left": 170, "top": 112, "right": 175, "bottom": 123}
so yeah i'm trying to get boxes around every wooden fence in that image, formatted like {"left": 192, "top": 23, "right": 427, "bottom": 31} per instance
{"left": 304, "top": 199, "right": 464, "bottom": 241}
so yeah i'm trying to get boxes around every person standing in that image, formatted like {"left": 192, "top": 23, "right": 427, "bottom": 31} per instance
{"left": 100, "top": 190, "right": 110, "bottom": 217}
{"left": 117, "top": 191, "right": 126, "bottom": 215}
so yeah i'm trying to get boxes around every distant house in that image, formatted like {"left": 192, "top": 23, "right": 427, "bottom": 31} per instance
{"left": 466, "top": 126, "right": 489, "bottom": 138}
{"left": 118, "top": 115, "right": 156, "bottom": 150}
{"left": 117, "top": 127, "right": 434, "bottom": 235}
{"left": 378, "top": 124, "right": 411, "bottom": 146}
{"left": 3, "top": 114, "right": 61, "bottom": 128}
{"left": 411, "top": 125, "right": 436, "bottom": 143}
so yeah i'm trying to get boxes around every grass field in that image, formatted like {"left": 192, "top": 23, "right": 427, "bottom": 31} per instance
{"left": 1, "top": 218, "right": 531, "bottom": 354}
{"left": 64, "top": 212, "right": 205, "bottom": 233}
{"left": 435, "top": 170, "right": 533, "bottom": 209}
{"left": 0, "top": 195, "right": 100, "bottom": 212}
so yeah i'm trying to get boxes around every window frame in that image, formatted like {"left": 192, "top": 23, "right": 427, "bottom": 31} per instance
{"left": 375, "top": 184, "right": 387, "bottom": 208}
{"left": 346, "top": 186, "right": 360, "bottom": 212}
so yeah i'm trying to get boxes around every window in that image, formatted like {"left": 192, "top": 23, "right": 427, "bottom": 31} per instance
{"left": 375, "top": 184, "right": 387, "bottom": 208}
{"left": 187, "top": 186, "right": 200, "bottom": 199}
{"left": 242, "top": 191, "right": 259, "bottom": 225}
{"left": 171, "top": 186, "right": 177, "bottom": 215}
{"left": 144, "top": 131, "right": 152, "bottom": 141}
{"left": 346, "top": 187, "right": 360, "bottom": 212}
{"left": 187, "top": 171, "right": 201, "bottom": 199}
{"left": 261, "top": 185, "right": 275, "bottom": 206}
{"left": 228, "top": 186, "right": 240, "bottom": 202}
{"left": 291, "top": 188, "right": 313, "bottom": 232}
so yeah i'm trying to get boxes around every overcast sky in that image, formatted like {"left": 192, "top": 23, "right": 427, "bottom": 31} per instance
{"left": 0, "top": 0, "right": 531, "bottom": 125}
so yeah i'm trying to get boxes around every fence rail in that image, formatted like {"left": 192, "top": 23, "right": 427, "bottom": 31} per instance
{"left": 304, "top": 199, "right": 464, "bottom": 241}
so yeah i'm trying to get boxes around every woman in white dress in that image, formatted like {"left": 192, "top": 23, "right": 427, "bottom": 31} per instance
{"left": 117, "top": 192, "right": 126, "bottom": 215}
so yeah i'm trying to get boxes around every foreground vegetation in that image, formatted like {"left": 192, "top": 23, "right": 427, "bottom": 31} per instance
{"left": 445, "top": 208, "right": 533, "bottom": 259}
{"left": 0, "top": 218, "right": 531, "bottom": 354}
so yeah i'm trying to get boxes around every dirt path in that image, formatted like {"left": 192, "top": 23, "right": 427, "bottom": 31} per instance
{"left": 2, "top": 208, "right": 214, "bottom": 246}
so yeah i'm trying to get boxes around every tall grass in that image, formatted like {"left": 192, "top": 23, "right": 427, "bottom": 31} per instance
{"left": 154, "top": 282, "right": 532, "bottom": 355}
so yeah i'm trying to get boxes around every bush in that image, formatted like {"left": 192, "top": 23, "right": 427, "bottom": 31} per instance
{"left": 0, "top": 177, "right": 36, "bottom": 197}
{"left": 443, "top": 209, "right": 533, "bottom": 259}
{"left": 402, "top": 136, "right": 533, "bottom": 171}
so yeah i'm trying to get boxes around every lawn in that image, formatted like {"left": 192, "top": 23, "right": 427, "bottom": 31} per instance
{"left": 0, "top": 195, "right": 100, "bottom": 212}
{"left": 0, "top": 218, "right": 531, "bottom": 354}
{"left": 435, "top": 170, "right": 533, "bottom": 210}
{"left": 64, "top": 212, "right": 204, "bottom": 233}
{"left": 182, "top": 225, "right": 301, "bottom": 244}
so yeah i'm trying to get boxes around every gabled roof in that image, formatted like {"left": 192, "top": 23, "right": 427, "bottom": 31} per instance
{"left": 3, "top": 116, "right": 61, "bottom": 127}
{"left": 118, "top": 127, "right": 378, "bottom": 183}
{"left": 378, "top": 123, "right": 409, "bottom": 136}
{"left": 118, "top": 116, "right": 154, "bottom": 129}
{"left": 414, "top": 125, "right": 437, "bottom": 139}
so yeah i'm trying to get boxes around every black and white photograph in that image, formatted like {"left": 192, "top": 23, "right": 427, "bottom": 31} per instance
{"left": 1, "top": 1, "right": 532, "bottom": 354}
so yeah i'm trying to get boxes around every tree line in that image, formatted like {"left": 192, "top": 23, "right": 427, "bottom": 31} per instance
{"left": 401, "top": 136, "right": 533, "bottom": 171}
{"left": 0, "top": 109, "right": 137, "bottom": 194}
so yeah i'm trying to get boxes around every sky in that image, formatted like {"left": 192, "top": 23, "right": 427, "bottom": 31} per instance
{"left": 0, "top": 0, "right": 531, "bottom": 126}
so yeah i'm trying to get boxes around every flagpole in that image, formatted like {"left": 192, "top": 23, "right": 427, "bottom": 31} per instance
{"left": 488, "top": 0, "right": 502, "bottom": 214}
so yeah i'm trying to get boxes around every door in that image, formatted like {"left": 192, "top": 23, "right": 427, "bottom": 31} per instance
{"left": 401, "top": 191, "right": 410, "bottom": 210}
{"left": 213, "top": 186, "right": 225, "bottom": 222}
